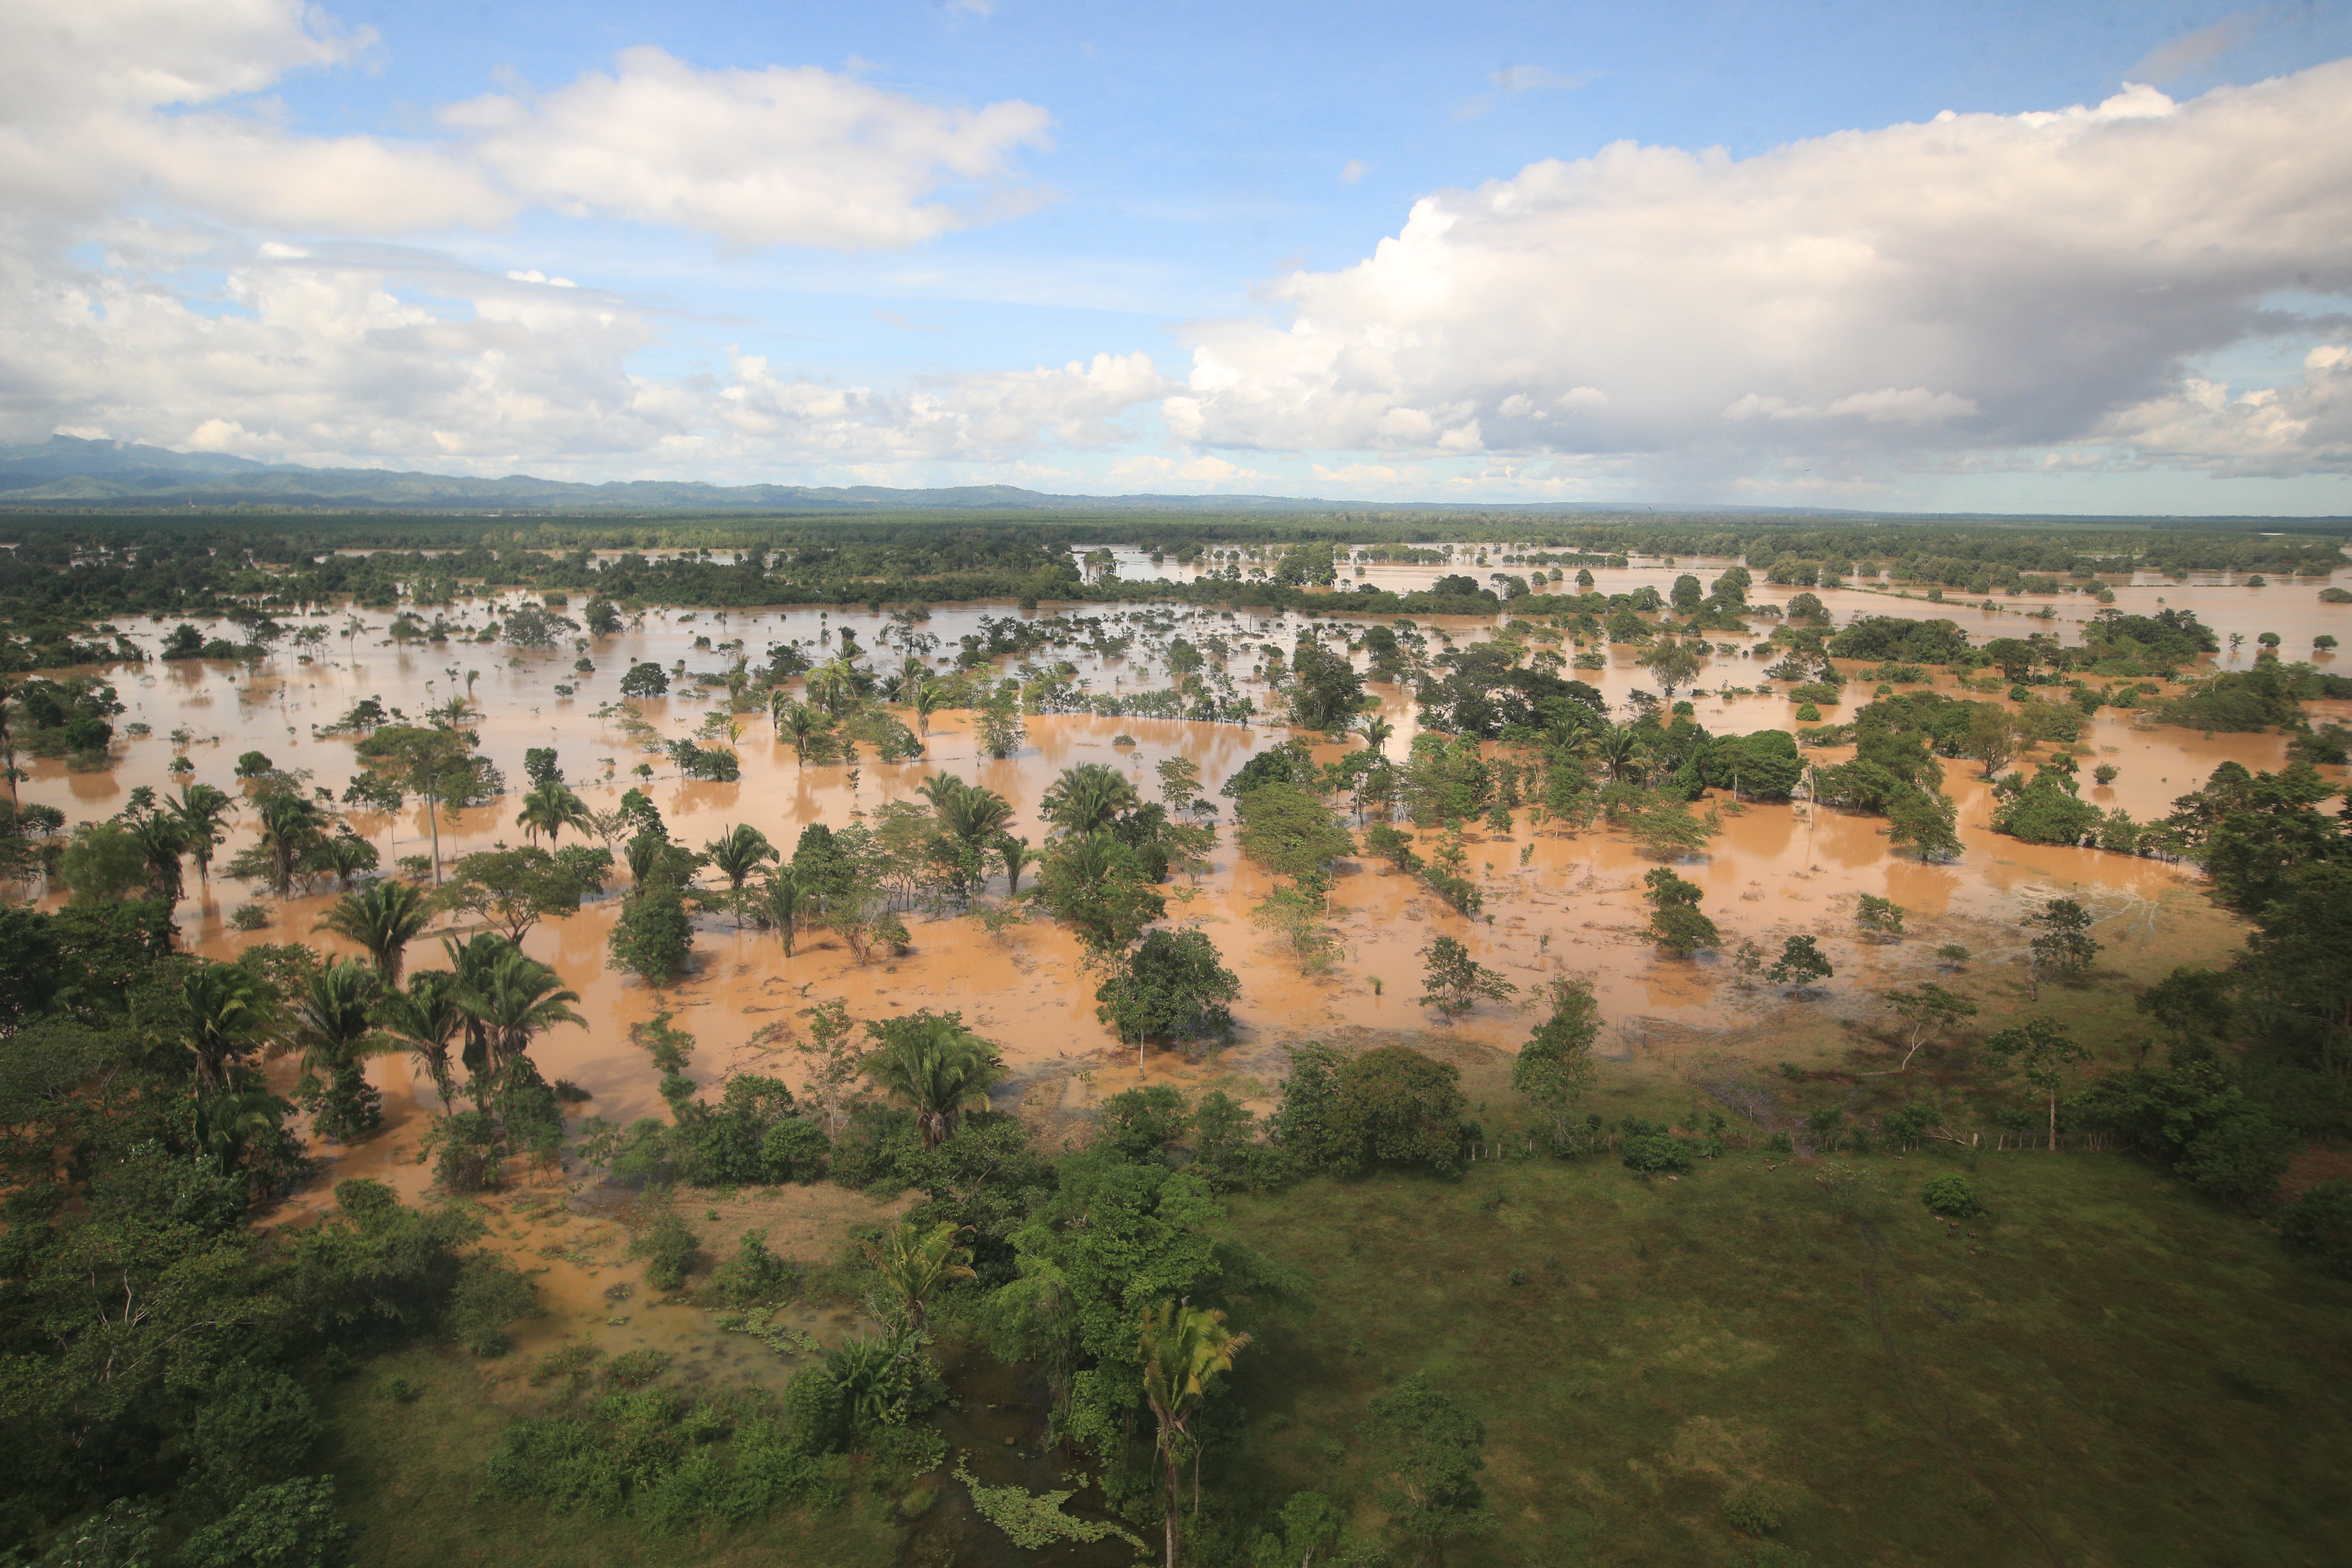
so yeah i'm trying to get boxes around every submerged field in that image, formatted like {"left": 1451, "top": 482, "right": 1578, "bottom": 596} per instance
{"left": 5, "top": 532, "right": 2350, "bottom": 1567}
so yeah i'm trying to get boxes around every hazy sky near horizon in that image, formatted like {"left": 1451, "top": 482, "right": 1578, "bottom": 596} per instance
{"left": 6, "top": 0, "right": 2352, "bottom": 512}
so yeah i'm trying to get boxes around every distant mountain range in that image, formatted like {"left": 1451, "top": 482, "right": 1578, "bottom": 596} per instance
{"left": 0, "top": 435, "right": 1556, "bottom": 514}
{"left": 1, "top": 436, "right": 2340, "bottom": 526}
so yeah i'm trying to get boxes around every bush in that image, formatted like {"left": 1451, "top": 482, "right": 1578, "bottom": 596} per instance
{"left": 448, "top": 1253, "right": 540, "bottom": 1355}
{"left": 1920, "top": 1174, "right": 1985, "bottom": 1219}
{"left": 180, "top": 1476, "right": 361, "bottom": 1568}
{"left": 230, "top": 902, "right": 271, "bottom": 931}
{"left": 760, "top": 1117, "right": 830, "bottom": 1182}
{"left": 2179, "top": 1113, "right": 2298, "bottom": 1206}
{"left": 781, "top": 1366, "right": 848, "bottom": 1455}
{"left": 192, "top": 1363, "right": 319, "bottom": 1500}
{"left": 631, "top": 1210, "right": 702, "bottom": 1291}
{"left": 1723, "top": 1483, "right": 1788, "bottom": 1534}
{"left": 1621, "top": 1133, "right": 1692, "bottom": 1175}
{"left": 2279, "top": 1179, "right": 2352, "bottom": 1279}
{"left": 711, "top": 1228, "right": 798, "bottom": 1309}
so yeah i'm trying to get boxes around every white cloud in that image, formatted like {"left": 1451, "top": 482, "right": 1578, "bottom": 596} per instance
{"left": 1339, "top": 159, "right": 1369, "bottom": 185}
{"left": 444, "top": 47, "right": 1054, "bottom": 251}
{"left": 1170, "top": 60, "right": 2352, "bottom": 477}
{"left": 0, "top": 1, "right": 1051, "bottom": 250}
{"left": 1456, "top": 63, "right": 1592, "bottom": 120}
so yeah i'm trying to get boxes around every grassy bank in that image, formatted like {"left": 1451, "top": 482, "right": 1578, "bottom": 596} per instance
{"left": 1213, "top": 1148, "right": 2352, "bottom": 1567}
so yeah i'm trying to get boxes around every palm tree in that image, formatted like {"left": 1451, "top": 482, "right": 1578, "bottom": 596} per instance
{"left": 1041, "top": 762, "right": 1139, "bottom": 837}
{"left": 318, "top": 832, "right": 374, "bottom": 890}
{"left": 703, "top": 823, "right": 778, "bottom": 891}
{"left": 932, "top": 780, "right": 1014, "bottom": 848}
{"left": 859, "top": 1014, "right": 1004, "bottom": 1147}
{"left": 1140, "top": 1300, "right": 1251, "bottom": 1568}
{"left": 0, "top": 679, "right": 18, "bottom": 806}
{"left": 254, "top": 791, "right": 322, "bottom": 897}
{"left": 168, "top": 781, "right": 237, "bottom": 888}
{"left": 762, "top": 867, "right": 807, "bottom": 957}
{"left": 175, "top": 962, "right": 269, "bottom": 1093}
{"left": 995, "top": 833, "right": 1033, "bottom": 899}
{"left": 807, "top": 653, "right": 861, "bottom": 717}
{"left": 291, "top": 959, "right": 386, "bottom": 1142}
{"left": 316, "top": 879, "right": 432, "bottom": 983}
{"left": 452, "top": 938, "right": 584, "bottom": 1094}
{"left": 514, "top": 780, "right": 590, "bottom": 846}
{"left": 912, "top": 680, "right": 943, "bottom": 736}
{"left": 777, "top": 700, "right": 824, "bottom": 763}
{"left": 1361, "top": 714, "right": 1396, "bottom": 753}
{"left": 124, "top": 810, "right": 187, "bottom": 904}
{"left": 864, "top": 1220, "right": 976, "bottom": 1330}
{"left": 377, "top": 968, "right": 466, "bottom": 1108}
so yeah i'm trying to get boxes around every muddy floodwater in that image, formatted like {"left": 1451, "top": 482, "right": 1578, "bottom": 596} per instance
{"left": 19, "top": 558, "right": 2341, "bottom": 1369}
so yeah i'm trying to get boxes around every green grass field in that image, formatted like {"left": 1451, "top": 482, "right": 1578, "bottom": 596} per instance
{"left": 1212, "top": 1148, "right": 2352, "bottom": 1567}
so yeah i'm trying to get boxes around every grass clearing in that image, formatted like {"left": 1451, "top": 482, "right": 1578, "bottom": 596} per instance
{"left": 1214, "top": 1148, "right": 2352, "bottom": 1566}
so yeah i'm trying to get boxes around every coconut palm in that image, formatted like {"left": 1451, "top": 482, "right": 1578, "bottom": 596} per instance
{"left": 175, "top": 962, "right": 270, "bottom": 1093}
{"left": 864, "top": 1220, "right": 976, "bottom": 1330}
{"left": 377, "top": 968, "right": 466, "bottom": 1108}
{"left": 703, "top": 823, "right": 778, "bottom": 891}
{"left": 291, "top": 959, "right": 386, "bottom": 1142}
{"left": 1140, "top": 1300, "right": 1252, "bottom": 1568}
{"left": 316, "top": 879, "right": 432, "bottom": 983}
{"left": 514, "top": 780, "right": 591, "bottom": 847}
{"left": 859, "top": 1014, "right": 1004, "bottom": 1147}
{"left": 911, "top": 680, "right": 943, "bottom": 736}
{"left": 1041, "top": 762, "right": 1139, "bottom": 837}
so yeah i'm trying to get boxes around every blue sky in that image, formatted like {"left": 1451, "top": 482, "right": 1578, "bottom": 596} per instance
{"left": 5, "top": 0, "right": 2351, "bottom": 511}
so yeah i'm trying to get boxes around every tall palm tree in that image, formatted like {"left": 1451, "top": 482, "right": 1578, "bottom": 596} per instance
{"left": 377, "top": 968, "right": 466, "bottom": 1108}
{"left": 452, "top": 938, "right": 584, "bottom": 1094}
{"left": 1041, "top": 762, "right": 1140, "bottom": 837}
{"left": 514, "top": 780, "right": 591, "bottom": 846}
{"left": 777, "top": 700, "right": 824, "bottom": 763}
{"left": 932, "top": 779, "right": 1014, "bottom": 848}
{"left": 703, "top": 823, "right": 778, "bottom": 891}
{"left": 911, "top": 680, "right": 943, "bottom": 736}
{"left": 254, "top": 791, "right": 322, "bottom": 897}
{"left": 806, "top": 655, "right": 859, "bottom": 717}
{"left": 175, "top": 963, "right": 269, "bottom": 1093}
{"left": 761, "top": 866, "right": 807, "bottom": 957}
{"left": 316, "top": 879, "right": 432, "bottom": 983}
{"left": 864, "top": 1220, "right": 976, "bottom": 1330}
{"left": 291, "top": 959, "right": 385, "bottom": 1142}
{"left": 168, "top": 781, "right": 237, "bottom": 888}
{"left": 124, "top": 810, "right": 187, "bottom": 904}
{"left": 1140, "top": 1301, "right": 1252, "bottom": 1568}
{"left": 859, "top": 1014, "right": 1004, "bottom": 1147}
{"left": 1360, "top": 714, "right": 1396, "bottom": 753}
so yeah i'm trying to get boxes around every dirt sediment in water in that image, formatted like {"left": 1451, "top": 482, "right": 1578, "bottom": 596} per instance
{"left": 16, "top": 570, "right": 2325, "bottom": 1371}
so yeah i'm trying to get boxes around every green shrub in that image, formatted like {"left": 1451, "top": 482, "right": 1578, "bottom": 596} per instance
{"left": 630, "top": 1211, "right": 702, "bottom": 1292}
{"left": 1921, "top": 1174, "right": 1985, "bottom": 1219}
{"left": 448, "top": 1253, "right": 539, "bottom": 1356}
{"left": 2279, "top": 1179, "right": 2352, "bottom": 1279}
{"left": 1621, "top": 1133, "right": 1692, "bottom": 1175}
{"left": 1723, "top": 1483, "right": 1787, "bottom": 1534}
{"left": 229, "top": 902, "right": 270, "bottom": 931}
{"left": 781, "top": 1366, "right": 847, "bottom": 1455}
{"left": 191, "top": 1363, "right": 318, "bottom": 1500}
{"left": 180, "top": 1476, "right": 361, "bottom": 1568}
{"left": 711, "top": 1228, "right": 798, "bottom": 1309}
{"left": 2179, "top": 1113, "right": 2297, "bottom": 1206}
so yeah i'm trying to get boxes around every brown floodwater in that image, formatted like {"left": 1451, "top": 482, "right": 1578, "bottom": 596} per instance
{"left": 15, "top": 567, "right": 2328, "bottom": 1425}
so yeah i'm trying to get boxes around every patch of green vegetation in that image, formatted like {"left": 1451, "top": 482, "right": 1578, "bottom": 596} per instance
{"left": 1214, "top": 1151, "right": 2352, "bottom": 1567}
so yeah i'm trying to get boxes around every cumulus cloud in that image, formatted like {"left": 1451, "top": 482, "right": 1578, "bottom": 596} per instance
{"left": 0, "top": 0, "right": 1050, "bottom": 249}
{"left": 1170, "top": 61, "right": 2352, "bottom": 477}
{"left": 444, "top": 47, "right": 1053, "bottom": 250}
